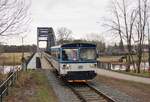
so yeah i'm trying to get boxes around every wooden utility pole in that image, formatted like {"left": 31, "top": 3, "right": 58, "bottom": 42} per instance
{"left": 21, "top": 35, "right": 27, "bottom": 61}
{"left": 22, "top": 37, "right": 24, "bottom": 60}
{"left": 148, "top": 23, "right": 150, "bottom": 72}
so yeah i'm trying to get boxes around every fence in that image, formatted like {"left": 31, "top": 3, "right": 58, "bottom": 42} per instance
{"left": 97, "top": 61, "right": 150, "bottom": 71}
{"left": 0, "top": 52, "right": 35, "bottom": 102}
{"left": 0, "top": 68, "right": 19, "bottom": 102}
{"left": 97, "top": 61, "right": 127, "bottom": 70}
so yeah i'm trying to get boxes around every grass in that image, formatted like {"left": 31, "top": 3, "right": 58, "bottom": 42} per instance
{"left": 0, "top": 52, "right": 32, "bottom": 81}
{"left": 115, "top": 70, "right": 150, "bottom": 78}
{"left": 0, "top": 52, "right": 32, "bottom": 65}
{"left": 5, "top": 70, "right": 58, "bottom": 102}
{"left": 130, "top": 71, "right": 150, "bottom": 78}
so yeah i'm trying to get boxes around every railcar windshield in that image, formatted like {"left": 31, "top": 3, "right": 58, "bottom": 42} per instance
{"left": 62, "top": 48, "right": 96, "bottom": 61}
{"left": 80, "top": 48, "right": 96, "bottom": 61}
{"left": 62, "top": 49, "right": 78, "bottom": 61}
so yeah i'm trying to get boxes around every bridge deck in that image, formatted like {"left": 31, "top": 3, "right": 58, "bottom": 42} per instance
{"left": 27, "top": 53, "right": 39, "bottom": 69}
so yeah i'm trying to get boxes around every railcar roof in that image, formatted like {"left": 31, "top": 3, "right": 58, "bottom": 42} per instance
{"left": 51, "top": 45, "right": 61, "bottom": 49}
{"left": 51, "top": 43, "right": 96, "bottom": 49}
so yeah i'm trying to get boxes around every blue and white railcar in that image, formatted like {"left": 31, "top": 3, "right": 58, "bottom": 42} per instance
{"left": 49, "top": 43, "right": 97, "bottom": 82}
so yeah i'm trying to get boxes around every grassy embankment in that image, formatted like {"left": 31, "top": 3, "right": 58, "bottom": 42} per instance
{"left": 5, "top": 70, "right": 58, "bottom": 102}
{"left": 115, "top": 70, "right": 150, "bottom": 78}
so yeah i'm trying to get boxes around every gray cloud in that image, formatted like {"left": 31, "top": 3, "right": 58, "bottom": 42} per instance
{"left": 7, "top": 0, "right": 111, "bottom": 45}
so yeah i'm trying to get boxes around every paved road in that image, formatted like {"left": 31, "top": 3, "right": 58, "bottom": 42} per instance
{"left": 96, "top": 68, "right": 150, "bottom": 84}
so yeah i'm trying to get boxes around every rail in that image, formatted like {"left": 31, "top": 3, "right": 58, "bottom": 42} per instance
{"left": 0, "top": 67, "right": 20, "bottom": 102}
{"left": 87, "top": 83, "right": 116, "bottom": 102}
{"left": 68, "top": 83, "right": 116, "bottom": 102}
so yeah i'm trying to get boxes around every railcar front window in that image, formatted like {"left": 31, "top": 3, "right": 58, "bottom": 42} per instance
{"left": 80, "top": 48, "right": 96, "bottom": 61}
{"left": 62, "top": 49, "right": 78, "bottom": 61}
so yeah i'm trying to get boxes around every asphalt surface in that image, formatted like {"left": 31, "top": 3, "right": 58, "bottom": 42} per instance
{"left": 96, "top": 68, "right": 150, "bottom": 84}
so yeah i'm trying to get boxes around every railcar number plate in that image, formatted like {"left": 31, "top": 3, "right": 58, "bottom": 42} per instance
{"left": 78, "top": 65, "right": 83, "bottom": 69}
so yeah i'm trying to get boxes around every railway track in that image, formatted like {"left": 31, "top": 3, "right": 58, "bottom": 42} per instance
{"left": 67, "top": 83, "right": 116, "bottom": 102}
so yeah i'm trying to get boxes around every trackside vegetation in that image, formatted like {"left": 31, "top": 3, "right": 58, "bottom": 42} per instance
{"left": 4, "top": 70, "right": 58, "bottom": 102}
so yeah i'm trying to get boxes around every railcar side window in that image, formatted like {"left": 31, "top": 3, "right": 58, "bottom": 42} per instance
{"left": 80, "top": 48, "right": 96, "bottom": 60}
{"left": 51, "top": 50, "right": 60, "bottom": 60}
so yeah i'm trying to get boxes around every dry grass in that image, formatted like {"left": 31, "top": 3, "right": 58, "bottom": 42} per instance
{"left": 0, "top": 52, "right": 32, "bottom": 83}
{"left": 0, "top": 53, "right": 31, "bottom": 65}
{"left": 4, "top": 70, "right": 58, "bottom": 102}
{"left": 99, "top": 52, "right": 149, "bottom": 63}
{"left": 0, "top": 73, "right": 7, "bottom": 83}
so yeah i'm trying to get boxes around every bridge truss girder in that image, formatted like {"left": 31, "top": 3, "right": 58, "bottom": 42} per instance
{"left": 37, "top": 27, "right": 56, "bottom": 51}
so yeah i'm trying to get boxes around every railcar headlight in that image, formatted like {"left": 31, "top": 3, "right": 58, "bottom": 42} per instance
{"left": 66, "top": 64, "right": 71, "bottom": 68}
{"left": 62, "top": 64, "right": 71, "bottom": 69}
{"left": 90, "top": 64, "right": 97, "bottom": 68}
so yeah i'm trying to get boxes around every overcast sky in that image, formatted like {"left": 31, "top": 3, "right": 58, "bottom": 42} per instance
{"left": 5, "top": 0, "right": 113, "bottom": 46}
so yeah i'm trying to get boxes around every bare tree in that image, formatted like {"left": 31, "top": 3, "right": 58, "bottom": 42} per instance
{"left": 105, "top": 0, "right": 137, "bottom": 71}
{"left": 105, "top": 0, "right": 150, "bottom": 72}
{"left": 135, "top": 0, "right": 149, "bottom": 73}
{"left": 148, "top": 22, "right": 150, "bottom": 71}
{"left": 84, "top": 33, "right": 106, "bottom": 52}
{"left": 85, "top": 33, "right": 104, "bottom": 42}
{"left": 56, "top": 27, "right": 73, "bottom": 44}
{"left": 0, "top": 0, "right": 30, "bottom": 37}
